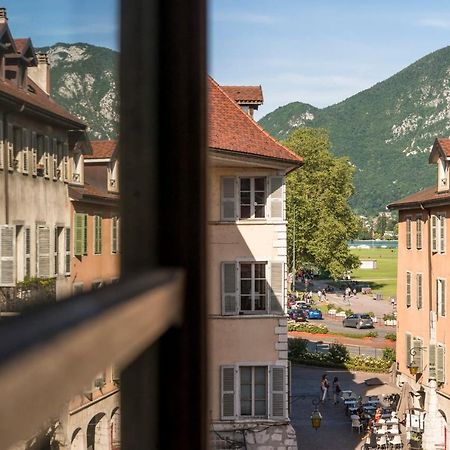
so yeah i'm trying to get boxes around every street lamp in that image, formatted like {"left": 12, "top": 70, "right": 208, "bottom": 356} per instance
{"left": 408, "top": 347, "right": 426, "bottom": 376}
{"left": 310, "top": 398, "right": 322, "bottom": 431}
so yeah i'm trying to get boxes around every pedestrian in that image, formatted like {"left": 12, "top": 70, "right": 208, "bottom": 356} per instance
{"left": 320, "top": 373, "right": 329, "bottom": 403}
{"left": 317, "top": 289, "right": 322, "bottom": 301}
{"left": 332, "top": 376, "right": 341, "bottom": 404}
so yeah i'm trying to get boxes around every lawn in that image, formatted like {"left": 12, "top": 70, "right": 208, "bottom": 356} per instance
{"left": 349, "top": 248, "right": 398, "bottom": 298}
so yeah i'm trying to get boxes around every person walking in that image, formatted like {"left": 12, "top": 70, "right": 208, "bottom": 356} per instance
{"left": 332, "top": 376, "right": 341, "bottom": 404}
{"left": 320, "top": 374, "right": 329, "bottom": 403}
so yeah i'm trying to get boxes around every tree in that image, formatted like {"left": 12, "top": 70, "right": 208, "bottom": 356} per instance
{"left": 285, "top": 128, "right": 360, "bottom": 279}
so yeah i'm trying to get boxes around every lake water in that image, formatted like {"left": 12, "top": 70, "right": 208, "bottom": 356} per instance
{"left": 349, "top": 239, "right": 398, "bottom": 249}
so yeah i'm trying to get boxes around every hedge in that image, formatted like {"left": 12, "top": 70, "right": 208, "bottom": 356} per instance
{"left": 287, "top": 321, "right": 329, "bottom": 334}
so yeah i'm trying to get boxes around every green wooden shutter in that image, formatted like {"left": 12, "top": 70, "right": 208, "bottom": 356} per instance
{"left": 270, "top": 261, "right": 284, "bottom": 313}
{"left": 222, "top": 262, "right": 237, "bottom": 315}
{"left": 221, "top": 366, "right": 236, "bottom": 419}
{"left": 37, "top": 226, "right": 51, "bottom": 278}
{"left": 83, "top": 214, "right": 88, "bottom": 255}
{"left": 221, "top": 177, "right": 236, "bottom": 220}
{"left": 429, "top": 343, "right": 437, "bottom": 380}
{"left": 437, "top": 345, "right": 445, "bottom": 384}
{"left": 94, "top": 216, "right": 102, "bottom": 254}
{"left": 269, "top": 176, "right": 283, "bottom": 220}
{"left": 271, "top": 366, "right": 285, "bottom": 419}
{"left": 0, "top": 225, "right": 15, "bottom": 286}
{"left": 74, "top": 213, "right": 84, "bottom": 256}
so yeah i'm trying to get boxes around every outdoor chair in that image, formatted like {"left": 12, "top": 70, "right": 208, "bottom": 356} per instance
{"left": 352, "top": 418, "right": 364, "bottom": 433}
{"left": 376, "top": 435, "right": 388, "bottom": 449}
{"left": 391, "top": 435, "right": 403, "bottom": 449}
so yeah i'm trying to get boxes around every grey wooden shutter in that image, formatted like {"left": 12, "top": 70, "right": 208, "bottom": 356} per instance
{"left": 221, "top": 177, "right": 236, "bottom": 220}
{"left": 406, "top": 272, "right": 411, "bottom": 307}
{"left": 269, "top": 176, "right": 283, "bottom": 220}
{"left": 437, "top": 345, "right": 445, "bottom": 384}
{"left": 412, "top": 338, "right": 423, "bottom": 373}
{"left": 65, "top": 227, "right": 71, "bottom": 274}
{"left": 270, "top": 261, "right": 284, "bottom": 313}
{"left": 52, "top": 138, "right": 57, "bottom": 180}
{"left": 406, "top": 333, "right": 412, "bottom": 366}
{"left": 432, "top": 215, "right": 438, "bottom": 252}
{"left": 222, "top": 262, "right": 237, "bottom": 315}
{"left": 406, "top": 218, "right": 411, "bottom": 249}
{"left": 24, "top": 227, "right": 31, "bottom": 278}
{"left": 63, "top": 142, "right": 69, "bottom": 181}
{"left": 429, "top": 343, "right": 437, "bottom": 380}
{"left": 7, "top": 123, "right": 13, "bottom": 170}
{"left": 37, "top": 226, "right": 51, "bottom": 278}
{"left": 221, "top": 366, "right": 235, "bottom": 419}
{"left": 440, "top": 215, "right": 446, "bottom": 253}
{"left": 31, "top": 131, "right": 37, "bottom": 175}
{"left": 22, "top": 128, "right": 28, "bottom": 173}
{"left": 270, "top": 366, "right": 285, "bottom": 419}
{"left": 0, "top": 113, "right": 4, "bottom": 169}
{"left": 0, "top": 225, "right": 15, "bottom": 286}
{"left": 44, "top": 136, "right": 50, "bottom": 177}
{"left": 416, "top": 217, "right": 422, "bottom": 249}
{"left": 416, "top": 274, "right": 422, "bottom": 309}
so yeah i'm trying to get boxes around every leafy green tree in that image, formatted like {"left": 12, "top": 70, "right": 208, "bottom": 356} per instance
{"left": 285, "top": 128, "right": 360, "bottom": 279}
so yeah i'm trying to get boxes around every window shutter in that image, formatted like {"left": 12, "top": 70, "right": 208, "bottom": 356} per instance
{"left": 221, "top": 262, "right": 237, "bottom": 315}
{"left": 432, "top": 215, "right": 438, "bottom": 252}
{"left": 83, "top": 214, "right": 88, "bottom": 255}
{"left": 65, "top": 227, "right": 71, "bottom": 274}
{"left": 270, "top": 262, "right": 284, "bottom": 313}
{"left": 31, "top": 131, "right": 37, "bottom": 175}
{"left": 270, "top": 366, "right": 285, "bottom": 419}
{"left": 406, "top": 272, "right": 411, "bottom": 307}
{"left": 429, "top": 343, "right": 437, "bottom": 380}
{"left": 112, "top": 217, "right": 118, "bottom": 253}
{"left": 63, "top": 142, "right": 69, "bottom": 181}
{"left": 442, "top": 279, "right": 446, "bottom": 317}
{"left": 0, "top": 114, "right": 4, "bottom": 169}
{"left": 37, "top": 226, "right": 51, "bottom": 278}
{"left": 221, "top": 177, "right": 236, "bottom": 220}
{"left": 52, "top": 138, "right": 57, "bottom": 180}
{"left": 416, "top": 274, "right": 422, "bottom": 309}
{"left": 416, "top": 218, "right": 422, "bottom": 250}
{"left": 74, "top": 213, "right": 84, "bottom": 256}
{"left": 440, "top": 215, "right": 446, "bottom": 253}
{"left": 413, "top": 338, "right": 423, "bottom": 373}
{"left": 44, "top": 136, "right": 50, "bottom": 177}
{"left": 221, "top": 366, "right": 235, "bottom": 419}
{"left": 406, "top": 218, "right": 412, "bottom": 249}
{"left": 437, "top": 345, "right": 445, "bottom": 384}
{"left": 0, "top": 225, "right": 15, "bottom": 286}
{"left": 94, "top": 216, "right": 102, "bottom": 254}
{"left": 24, "top": 227, "right": 31, "bottom": 278}
{"left": 406, "top": 333, "right": 412, "bottom": 366}
{"left": 22, "top": 128, "right": 29, "bottom": 173}
{"left": 7, "top": 122, "right": 13, "bottom": 170}
{"left": 269, "top": 176, "right": 283, "bottom": 220}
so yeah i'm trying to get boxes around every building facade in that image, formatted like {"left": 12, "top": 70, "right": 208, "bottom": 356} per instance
{"left": 208, "top": 78, "right": 301, "bottom": 449}
{"left": 389, "top": 138, "right": 450, "bottom": 449}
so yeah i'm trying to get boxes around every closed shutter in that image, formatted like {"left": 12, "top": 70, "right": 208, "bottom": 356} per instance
{"left": 63, "top": 142, "right": 69, "bottom": 181}
{"left": 270, "top": 262, "right": 284, "bottom": 313}
{"left": 74, "top": 213, "right": 85, "bottom": 256}
{"left": 437, "top": 345, "right": 445, "bottom": 384}
{"left": 37, "top": 226, "right": 51, "bottom": 278}
{"left": 52, "top": 138, "right": 57, "bottom": 180}
{"left": 440, "top": 215, "right": 446, "bottom": 253}
{"left": 31, "top": 131, "right": 37, "bottom": 175}
{"left": 406, "top": 218, "right": 412, "bottom": 249}
{"left": 24, "top": 227, "right": 31, "bottom": 278}
{"left": 406, "top": 333, "right": 412, "bottom": 366}
{"left": 412, "top": 338, "right": 423, "bottom": 373}
{"left": 111, "top": 217, "right": 118, "bottom": 253}
{"left": 269, "top": 176, "right": 283, "bottom": 220}
{"left": 406, "top": 272, "right": 411, "bottom": 307}
{"left": 432, "top": 215, "right": 438, "bottom": 252}
{"left": 221, "top": 366, "right": 235, "bottom": 419}
{"left": 429, "top": 343, "right": 437, "bottom": 380}
{"left": 270, "top": 366, "right": 285, "bottom": 419}
{"left": 22, "top": 128, "right": 28, "bottom": 173}
{"left": 65, "top": 227, "right": 71, "bottom": 274}
{"left": 83, "top": 214, "right": 88, "bottom": 255}
{"left": 416, "top": 217, "right": 422, "bottom": 250}
{"left": 44, "top": 136, "right": 50, "bottom": 177}
{"left": 7, "top": 123, "right": 13, "bottom": 170}
{"left": 221, "top": 262, "right": 237, "bottom": 315}
{"left": 221, "top": 177, "right": 236, "bottom": 220}
{"left": 416, "top": 274, "right": 422, "bottom": 309}
{"left": 0, "top": 113, "right": 3, "bottom": 169}
{"left": 94, "top": 216, "right": 102, "bottom": 254}
{"left": 0, "top": 225, "right": 15, "bottom": 286}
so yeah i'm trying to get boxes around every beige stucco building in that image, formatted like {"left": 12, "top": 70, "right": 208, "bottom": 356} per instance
{"left": 389, "top": 138, "right": 450, "bottom": 449}
{"left": 208, "top": 78, "right": 302, "bottom": 449}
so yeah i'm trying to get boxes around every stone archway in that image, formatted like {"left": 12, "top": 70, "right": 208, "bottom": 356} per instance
{"left": 86, "top": 413, "right": 109, "bottom": 450}
{"left": 110, "top": 407, "right": 120, "bottom": 450}
{"left": 70, "top": 428, "right": 84, "bottom": 450}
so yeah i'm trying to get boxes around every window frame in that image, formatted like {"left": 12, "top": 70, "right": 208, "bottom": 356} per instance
{"left": 239, "top": 261, "right": 267, "bottom": 313}
{"left": 239, "top": 176, "right": 267, "bottom": 220}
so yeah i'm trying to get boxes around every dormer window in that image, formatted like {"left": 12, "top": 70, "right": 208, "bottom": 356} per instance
{"left": 438, "top": 157, "right": 449, "bottom": 192}
{"left": 108, "top": 158, "right": 119, "bottom": 192}
{"left": 72, "top": 151, "right": 83, "bottom": 184}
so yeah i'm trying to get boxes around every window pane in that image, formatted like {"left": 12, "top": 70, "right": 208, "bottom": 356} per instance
{"left": 254, "top": 264, "right": 265, "bottom": 279}
{"left": 254, "top": 177, "right": 265, "bottom": 191}
{"left": 255, "top": 205, "right": 265, "bottom": 218}
{"left": 240, "top": 367, "right": 252, "bottom": 383}
{"left": 240, "top": 191, "right": 251, "bottom": 205}
{"left": 240, "top": 178, "right": 250, "bottom": 190}
{"left": 240, "top": 280, "right": 251, "bottom": 294}
{"left": 255, "top": 400, "right": 267, "bottom": 416}
{"left": 240, "top": 296, "right": 252, "bottom": 310}
{"left": 254, "top": 367, "right": 266, "bottom": 383}
{"left": 241, "top": 400, "right": 252, "bottom": 415}
{"left": 254, "top": 280, "right": 266, "bottom": 295}
{"left": 255, "top": 296, "right": 265, "bottom": 310}
{"left": 240, "top": 263, "right": 252, "bottom": 278}
{"left": 240, "top": 205, "right": 251, "bottom": 218}
{"left": 254, "top": 191, "right": 265, "bottom": 204}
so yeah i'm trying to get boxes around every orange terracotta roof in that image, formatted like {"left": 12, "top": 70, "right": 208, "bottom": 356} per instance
{"left": 69, "top": 183, "right": 119, "bottom": 202}
{"left": 86, "top": 140, "right": 117, "bottom": 159}
{"left": 221, "top": 85, "right": 263, "bottom": 104}
{"left": 208, "top": 77, "right": 302, "bottom": 165}
{"left": 388, "top": 186, "right": 450, "bottom": 209}
{"left": 437, "top": 138, "right": 450, "bottom": 157}
{"left": 14, "top": 38, "right": 29, "bottom": 54}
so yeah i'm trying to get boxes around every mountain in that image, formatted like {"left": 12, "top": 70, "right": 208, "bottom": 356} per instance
{"left": 38, "top": 43, "right": 119, "bottom": 140}
{"left": 259, "top": 46, "right": 450, "bottom": 215}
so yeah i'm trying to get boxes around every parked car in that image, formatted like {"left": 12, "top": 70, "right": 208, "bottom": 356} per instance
{"left": 307, "top": 308, "right": 323, "bottom": 320}
{"left": 342, "top": 313, "right": 374, "bottom": 329}
{"left": 288, "top": 309, "right": 308, "bottom": 322}
{"left": 297, "top": 302, "right": 311, "bottom": 310}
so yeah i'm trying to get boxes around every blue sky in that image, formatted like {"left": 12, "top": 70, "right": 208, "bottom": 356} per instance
{"left": 3, "top": 1, "right": 450, "bottom": 119}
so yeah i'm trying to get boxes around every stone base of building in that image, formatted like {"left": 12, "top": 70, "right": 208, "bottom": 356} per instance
{"left": 210, "top": 421, "right": 297, "bottom": 450}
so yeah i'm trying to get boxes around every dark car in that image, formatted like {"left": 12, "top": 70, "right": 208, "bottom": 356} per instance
{"left": 342, "top": 313, "right": 374, "bottom": 329}
{"left": 307, "top": 308, "right": 323, "bottom": 320}
{"left": 288, "top": 309, "right": 308, "bottom": 322}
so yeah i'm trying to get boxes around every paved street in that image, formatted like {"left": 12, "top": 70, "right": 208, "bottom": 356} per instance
{"left": 291, "top": 365, "right": 399, "bottom": 450}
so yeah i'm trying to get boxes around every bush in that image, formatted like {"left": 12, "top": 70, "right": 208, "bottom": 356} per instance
{"left": 336, "top": 306, "right": 344, "bottom": 313}
{"left": 288, "top": 321, "right": 329, "bottom": 334}
{"left": 365, "top": 311, "right": 375, "bottom": 318}
{"left": 328, "top": 343, "right": 350, "bottom": 363}
{"left": 383, "top": 348, "right": 396, "bottom": 363}
{"left": 288, "top": 338, "right": 309, "bottom": 358}
{"left": 345, "top": 309, "right": 354, "bottom": 317}
{"left": 366, "top": 331, "right": 378, "bottom": 338}
{"left": 385, "top": 333, "right": 397, "bottom": 341}
{"left": 326, "top": 303, "right": 336, "bottom": 311}
{"left": 383, "top": 313, "right": 396, "bottom": 321}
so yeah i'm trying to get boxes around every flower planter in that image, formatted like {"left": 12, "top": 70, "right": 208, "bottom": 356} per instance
{"left": 408, "top": 440, "right": 422, "bottom": 449}
{"left": 384, "top": 319, "right": 397, "bottom": 326}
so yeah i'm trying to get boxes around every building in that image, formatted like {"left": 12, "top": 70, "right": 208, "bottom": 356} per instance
{"left": 388, "top": 137, "right": 450, "bottom": 448}
{"left": 221, "top": 85, "right": 263, "bottom": 118}
{"left": 208, "top": 78, "right": 302, "bottom": 449}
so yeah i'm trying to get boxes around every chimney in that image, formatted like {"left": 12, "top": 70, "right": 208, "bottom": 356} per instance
{"left": 0, "top": 8, "right": 7, "bottom": 23}
{"left": 28, "top": 52, "right": 51, "bottom": 95}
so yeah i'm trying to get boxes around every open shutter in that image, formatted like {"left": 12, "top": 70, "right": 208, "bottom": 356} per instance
{"left": 44, "top": 136, "right": 50, "bottom": 177}
{"left": 37, "top": 226, "right": 51, "bottom": 278}
{"left": 432, "top": 215, "right": 438, "bottom": 252}
{"left": 63, "top": 142, "right": 69, "bottom": 181}
{"left": 83, "top": 214, "right": 88, "bottom": 255}
{"left": 437, "top": 345, "right": 445, "bottom": 384}
{"left": 269, "top": 261, "right": 284, "bottom": 313}
{"left": 270, "top": 366, "right": 285, "bottom": 419}
{"left": 6, "top": 123, "right": 13, "bottom": 170}
{"left": 440, "top": 215, "right": 446, "bottom": 253}
{"left": 429, "top": 343, "right": 437, "bottom": 380}
{"left": 221, "top": 177, "right": 236, "bottom": 220}
{"left": 31, "top": 131, "right": 37, "bottom": 175}
{"left": 221, "top": 366, "right": 235, "bottom": 419}
{"left": 0, "top": 225, "right": 15, "bottom": 286}
{"left": 74, "top": 213, "right": 84, "bottom": 256}
{"left": 406, "top": 333, "right": 412, "bottom": 366}
{"left": 412, "top": 338, "right": 423, "bottom": 373}
{"left": 269, "top": 176, "right": 283, "bottom": 220}
{"left": 222, "top": 262, "right": 237, "bottom": 315}
{"left": 24, "top": 227, "right": 31, "bottom": 278}
{"left": 52, "top": 138, "right": 58, "bottom": 180}
{"left": 22, "top": 128, "right": 29, "bottom": 173}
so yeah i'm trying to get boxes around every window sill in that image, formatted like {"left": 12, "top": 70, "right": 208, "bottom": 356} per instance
{"left": 209, "top": 314, "right": 287, "bottom": 319}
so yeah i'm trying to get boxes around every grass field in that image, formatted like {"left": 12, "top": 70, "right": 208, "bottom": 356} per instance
{"left": 350, "top": 248, "right": 398, "bottom": 298}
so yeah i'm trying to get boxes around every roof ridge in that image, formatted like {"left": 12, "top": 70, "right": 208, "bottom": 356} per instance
{"left": 210, "top": 77, "right": 301, "bottom": 163}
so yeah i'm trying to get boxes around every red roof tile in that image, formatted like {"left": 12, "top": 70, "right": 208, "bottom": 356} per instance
{"left": 70, "top": 183, "right": 119, "bottom": 202}
{"left": 208, "top": 77, "right": 302, "bottom": 165}
{"left": 221, "top": 85, "right": 263, "bottom": 104}
{"left": 437, "top": 138, "right": 450, "bottom": 157}
{"left": 388, "top": 186, "right": 450, "bottom": 209}
{"left": 86, "top": 140, "right": 117, "bottom": 159}
{"left": 14, "top": 38, "right": 29, "bottom": 55}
